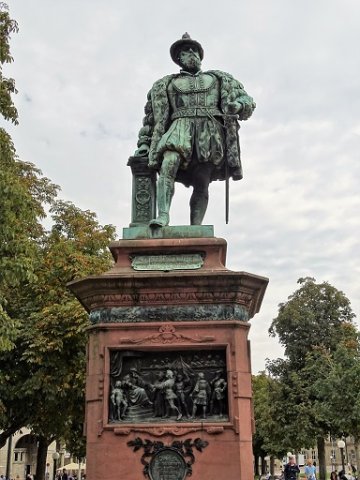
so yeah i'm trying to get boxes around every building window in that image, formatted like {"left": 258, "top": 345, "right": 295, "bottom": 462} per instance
{"left": 14, "top": 451, "right": 24, "bottom": 463}
{"left": 311, "top": 451, "right": 316, "bottom": 461}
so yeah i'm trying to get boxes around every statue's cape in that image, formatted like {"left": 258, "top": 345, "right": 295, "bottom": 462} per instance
{"left": 143, "top": 70, "right": 255, "bottom": 183}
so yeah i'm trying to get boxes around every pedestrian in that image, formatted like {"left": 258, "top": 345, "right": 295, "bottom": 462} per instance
{"left": 304, "top": 459, "right": 316, "bottom": 480}
{"left": 347, "top": 465, "right": 357, "bottom": 480}
{"left": 339, "top": 470, "right": 348, "bottom": 480}
{"left": 61, "top": 470, "right": 68, "bottom": 480}
{"left": 330, "top": 472, "right": 338, "bottom": 480}
{"left": 347, "top": 469, "right": 356, "bottom": 480}
{"left": 284, "top": 455, "right": 300, "bottom": 480}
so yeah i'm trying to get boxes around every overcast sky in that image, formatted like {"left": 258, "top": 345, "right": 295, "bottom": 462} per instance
{"left": 4, "top": 0, "right": 360, "bottom": 373}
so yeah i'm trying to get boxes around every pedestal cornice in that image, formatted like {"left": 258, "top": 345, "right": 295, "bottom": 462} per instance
{"left": 68, "top": 236, "right": 268, "bottom": 320}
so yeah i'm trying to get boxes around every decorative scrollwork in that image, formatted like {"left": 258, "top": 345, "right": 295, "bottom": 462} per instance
{"left": 119, "top": 324, "right": 215, "bottom": 345}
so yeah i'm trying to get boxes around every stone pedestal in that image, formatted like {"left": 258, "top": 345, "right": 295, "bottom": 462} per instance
{"left": 68, "top": 228, "right": 268, "bottom": 480}
{"left": 127, "top": 156, "right": 157, "bottom": 226}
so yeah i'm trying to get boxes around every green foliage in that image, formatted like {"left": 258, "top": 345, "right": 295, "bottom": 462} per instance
{"left": 0, "top": 201, "right": 116, "bottom": 449}
{"left": 266, "top": 359, "right": 322, "bottom": 450}
{"left": 0, "top": 307, "right": 18, "bottom": 351}
{"left": 0, "top": 2, "right": 18, "bottom": 124}
{"left": 47, "top": 200, "right": 115, "bottom": 278}
{"left": 0, "top": 129, "right": 58, "bottom": 352}
{"left": 252, "top": 373, "right": 288, "bottom": 458}
{"left": 266, "top": 278, "right": 358, "bottom": 479}
{"left": 0, "top": 5, "right": 57, "bottom": 355}
{"left": 269, "top": 277, "right": 355, "bottom": 368}
{"left": 302, "top": 330, "right": 360, "bottom": 441}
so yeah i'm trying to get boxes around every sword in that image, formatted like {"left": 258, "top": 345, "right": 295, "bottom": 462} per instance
{"left": 222, "top": 113, "right": 239, "bottom": 225}
{"left": 225, "top": 156, "right": 229, "bottom": 224}
{"left": 203, "top": 111, "right": 240, "bottom": 225}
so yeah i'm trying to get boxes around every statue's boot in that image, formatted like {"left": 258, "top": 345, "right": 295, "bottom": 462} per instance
{"left": 190, "top": 190, "right": 209, "bottom": 225}
{"left": 149, "top": 176, "right": 174, "bottom": 227}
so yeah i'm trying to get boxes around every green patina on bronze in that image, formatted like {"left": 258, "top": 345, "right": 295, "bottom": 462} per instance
{"left": 130, "top": 33, "right": 255, "bottom": 228}
{"left": 122, "top": 224, "right": 214, "bottom": 240}
{"left": 89, "top": 304, "right": 250, "bottom": 324}
{"left": 127, "top": 156, "right": 157, "bottom": 226}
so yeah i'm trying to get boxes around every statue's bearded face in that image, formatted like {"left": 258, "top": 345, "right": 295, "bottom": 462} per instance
{"left": 179, "top": 46, "right": 201, "bottom": 72}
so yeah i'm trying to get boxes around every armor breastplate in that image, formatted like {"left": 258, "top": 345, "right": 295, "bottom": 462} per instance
{"left": 168, "top": 72, "right": 222, "bottom": 118}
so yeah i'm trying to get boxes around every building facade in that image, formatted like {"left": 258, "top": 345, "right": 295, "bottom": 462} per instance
{"left": 0, "top": 430, "right": 64, "bottom": 480}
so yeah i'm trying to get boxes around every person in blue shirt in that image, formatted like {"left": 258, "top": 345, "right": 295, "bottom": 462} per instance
{"left": 304, "top": 459, "right": 316, "bottom": 480}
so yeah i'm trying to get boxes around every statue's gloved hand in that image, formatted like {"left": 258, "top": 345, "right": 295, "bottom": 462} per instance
{"left": 134, "top": 144, "right": 149, "bottom": 157}
{"left": 148, "top": 159, "right": 158, "bottom": 170}
{"left": 239, "top": 101, "right": 256, "bottom": 120}
{"left": 224, "top": 101, "right": 243, "bottom": 115}
{"left": 148, "top": 151, "right": 159, "bottom": 170}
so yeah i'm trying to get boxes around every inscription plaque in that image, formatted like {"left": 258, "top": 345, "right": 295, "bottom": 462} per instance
{"left": 149, "top": 449, "right": 187, "bottom": 480}
{"left": 128, "top": 437, "right": 209, "bottom": 478}
{"left": 131, "top": 254, "right": 204, "bottom": 271}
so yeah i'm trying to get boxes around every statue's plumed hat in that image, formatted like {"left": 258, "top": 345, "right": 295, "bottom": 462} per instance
{"left": 170, "top": 33, "right": 204, "bottom": 66}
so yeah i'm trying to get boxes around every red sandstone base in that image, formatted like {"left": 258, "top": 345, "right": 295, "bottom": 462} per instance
{"left": 69, "top": 237, "right": 268, "bottom": 480}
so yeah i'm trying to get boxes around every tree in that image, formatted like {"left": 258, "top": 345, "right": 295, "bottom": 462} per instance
{"left": 252, "top": 373, "right": 288, "bottom": 476}
{"left": 0, "top": 131, "right": 58, "bottom": 348}
{"left": 0, "top": 201, "right": 116, "bottom": 479}
{"left": 252, "top": 373, "right": 268, "bottom": 476}
{"left": 0, "top": 4, "right": 59, "bottom": 448}
{"left": 269, "top": 277, "right": 355, "bottom": 368}
{"left": 0, "top": 2, "right": 58, "bottom": 354}
{"left": 267, "top": 277, "right": 357, "bottom": 480}
{"left": 0, "top": 1, "right": 18, "bottom": 124}
{"left": 303, "top": 332, "right": 360, "bottom": 471}
{"left": 0, "top": 6, "right": 117, "bottom": 478}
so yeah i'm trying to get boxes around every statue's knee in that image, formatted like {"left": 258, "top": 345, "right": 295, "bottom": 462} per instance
{"left": 161, "top": 151, "right": 181, "bottom": 178}
{"left": 192, "top": 185, "right": 209, "bottom": 198}
{"left": 192, "top": 170, "right": 212, "bottom": 192}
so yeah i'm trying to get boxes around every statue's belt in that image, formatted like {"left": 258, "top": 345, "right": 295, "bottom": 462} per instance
{"left": 171, "top": 107, "right": 223, "bottom": 120}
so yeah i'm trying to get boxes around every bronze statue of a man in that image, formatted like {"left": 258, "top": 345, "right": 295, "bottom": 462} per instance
{"left": 135, "top": 33, "right": 255, "bottom": 227}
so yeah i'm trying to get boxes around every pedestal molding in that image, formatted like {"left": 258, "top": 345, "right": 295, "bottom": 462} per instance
{"left": 118, "top": 324, "right": 215, "bottom": 345}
